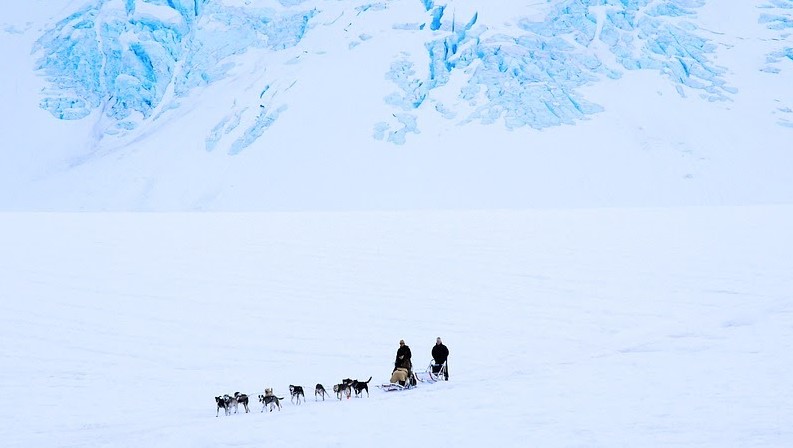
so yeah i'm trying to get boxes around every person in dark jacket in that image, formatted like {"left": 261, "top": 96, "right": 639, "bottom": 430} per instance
{"left": 390, "top": 339, "right": 413, "bottom": 385}
{"left": 394, "top": 339, "right": 412, "bottom": 370}
{"left": 431, "top": 337, "right": 449, "bottom": 380}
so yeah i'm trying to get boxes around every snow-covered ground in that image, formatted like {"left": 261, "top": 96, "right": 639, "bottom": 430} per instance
{"left": 2, "top": 208, "right": 792, "bottom": 447}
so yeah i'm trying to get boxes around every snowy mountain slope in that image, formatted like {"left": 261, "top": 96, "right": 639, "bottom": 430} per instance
{"left": 0, "top": 0, "right": 791, "bottom": 210}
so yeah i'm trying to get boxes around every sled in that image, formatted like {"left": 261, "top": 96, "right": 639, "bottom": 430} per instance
{"left": 414, "top": 360, "right": 447, "bottom": 383}
{"left": 377, "top": 370, "right": 419, "bottom": 392}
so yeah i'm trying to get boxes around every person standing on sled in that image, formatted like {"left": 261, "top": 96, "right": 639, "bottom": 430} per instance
{"left": 431, "top": 336, "right": 449, "bottom": 380}
{"left": 390, "top": 339, "right": 412, "bottom": 385}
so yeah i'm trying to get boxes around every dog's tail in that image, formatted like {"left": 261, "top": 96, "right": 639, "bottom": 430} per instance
{"left": 365, "top": 376, "right": 372, "bottom": 384}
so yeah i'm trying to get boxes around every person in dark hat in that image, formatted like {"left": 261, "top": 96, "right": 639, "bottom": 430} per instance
{"left": 390, "top": 339, "right": 413, "bottom": 385}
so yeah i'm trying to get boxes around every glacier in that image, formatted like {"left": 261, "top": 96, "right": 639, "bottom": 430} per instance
{"left": 34, "top": 0, "right": 314, "bottom": 133}
{"left": 34, "top": 0, "right": 739, "bottom": 150}
{"left": 759, "top": 0, "right": 793, "bottom": 127}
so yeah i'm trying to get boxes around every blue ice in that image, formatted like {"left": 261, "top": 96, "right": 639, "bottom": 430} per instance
{"left": 35, "top": 0, "right": 735, "bottom": 147}
{"left": 379, "top": 0, "right": 730, "bottom": 140}
{"left": 760, "top": 0, "right": 793, "bottom": 128}
{"left": 35, "top": 0, "right": 315, "bottom": 134}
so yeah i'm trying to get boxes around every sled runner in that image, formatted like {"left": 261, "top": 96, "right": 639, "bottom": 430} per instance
{"left": 377, "top": 382, "right": 409, "bottom": 392}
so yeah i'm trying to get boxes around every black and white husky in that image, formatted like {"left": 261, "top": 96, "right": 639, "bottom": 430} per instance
{"left": 233, "top": 392, "right": 250, "bottom": 413}
{"left": 215, "top": 395, "right": 233, "bottom": 417}
{"left": 314, "top": 383, "right": 331, "bottom": 401}
{"left": 258, "top": 388, "right": 283, "bottom": 412}
{"left": 289, "top": 385, "right": 305, "bottom": 404}
{"left": 351, "top": 377, "right": 372, "bottom": 398}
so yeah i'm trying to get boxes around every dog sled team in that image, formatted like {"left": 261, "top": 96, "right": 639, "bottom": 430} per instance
{"left": 215, "top": 379, "right": 373, "bottom": 416}
{"left": 215, "top": 337, "right": 450, "bottom": 415}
